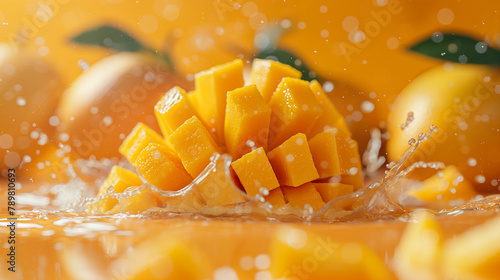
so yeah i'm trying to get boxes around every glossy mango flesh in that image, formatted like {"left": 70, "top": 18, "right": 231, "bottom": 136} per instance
{"left": 96, "top": 59, "right": 359, "bottom": 214}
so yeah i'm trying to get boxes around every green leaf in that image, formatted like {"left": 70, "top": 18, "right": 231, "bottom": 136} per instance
{"left": 71, "top": 25, "right": 145, "bottom": 52}
{"left": 256, "top": 48, "right": 318, "bottom": 81}
{"left": 409, "top": 33, "right": 500, "bottom": 66}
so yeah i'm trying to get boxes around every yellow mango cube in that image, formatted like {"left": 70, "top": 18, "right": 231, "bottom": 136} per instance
{"left": 268, "top": 77, "right": 323, "bottom": 150}
{"left": 393, "top": 210, "right": 443, "bottom": 280}
{"left": 168, "top": 116, "right": 220, "bottom": 178}
{"left": 265, "top": 187, "right": 286, "bottom": 209}
{"left": 410, "top": 165, "right": 478, "bottom": 203}
{"left": 154, "top": 86, "right": 199, "bottom": 138}
{"left": 442, "top": 216, "right": 500, "bottom": 280}
{"left": 118, "top": 187, "right": 162, "bottom": 214}
{"left": 231, "top": 147, "right": 280, "bottom": 197}
{"left": 267, "top": 133, "right": 319, "bottom": 187}
{"left": 270, "top": 226, "right": 393, "bottom": 280}
{"left": 119, "top": 122, "right": 166, "bottom": 163}
{"left": 194, "top": 59, "right": 244, "bottom": 144}
{"left": 308, "top": 128, "right": 342, "bottom": 179}
{"left": 99, "top": 165, "right": 142, "bottom": 195}
{"left": 314, "top": 183, "right": 354, "bottom": 203}
{"left": 250, "top": 59, "right": 302, "bottom": 102}
{"left": 282, "top": 183, "right": 325, "bottom": 211}
{"left": 133, "top": 143, "right": 193, "bottom": 191}
{"left": 224, "top": 85, "right": 271, "bottom": 159}
{"left": 309, "top": 80, "right": 351, "bottom": 137}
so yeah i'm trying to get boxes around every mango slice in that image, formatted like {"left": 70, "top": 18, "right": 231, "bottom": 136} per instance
{"left": 250, "top": 59, "right": 302, "bottom": 102}
{"left": 195, "top": 59, "right": 244, "bottom": 144}
{"left": 314, "top": 183, "right": 354, "bottom": 203}
{"left": 133, "top": 143, "right": 192, "bottom": 191}
{"left": 119, "top": 122, "right": 167, "bottom": 163}
{"left": 99, "top": 165, "right": 143, "bottom": 195}
{"left": 224, "top": 85, "right": 271, "bottom": 159}
{"left": 309, "top": 80, "right": 351, "bottom": 137}
{"left": 267, "top": 133, "right": 319, "bottom": 187}
{"left": 231, "top": 147, "right": 279, "bottom": 197}
{"left": 113, "top": 232, "right": 207, "bottom": 279}
{"left": 265, "top": 187, "right": 286, "bottom": 208}
{"left": 393, "top": 210, "right": 443, "bottom": 280}
{"left": 442, "top": 216, "right": 500, "bottom": 280}
{"left": 154, "top": 86, "right": 199, "bottom": 139}
{"left": 268, "top": 77, "right": 323, "bottom": 150}
{"left": 410, "top": 165, "right": 478, "bottom": 203}
{"left": 282, "top": 183, "right": 325, "bottom": 211}
{"left": 270, "top": 226, "right": 393, "bottom": 280}
{"left": 168, "top": 116, "right": 220, "bottom": 178}
{"left": 118, "top": 187, "right": 162, "bottom": 214}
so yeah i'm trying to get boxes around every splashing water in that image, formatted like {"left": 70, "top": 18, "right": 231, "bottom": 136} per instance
{"left": 400, "top": 111, "right": 414, "bottom": 131}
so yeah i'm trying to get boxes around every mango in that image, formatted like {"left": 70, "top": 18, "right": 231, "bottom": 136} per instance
{"left": 265, "top": 187, "right": 286, "bottom": 209}
{"left": 168, "top": 116, "right": 220, "bottom": 178}
{"left": 133, "top": 143, "right": 192, "bottom": 191}
{"left": 118, "top": 187, "right": 162, "bottom": 214}
{"left": 113, "top": 232, "right": 208, "bottom": 279}
{"left": 442, "top": 216, "right": 500, "bottom": 280}
{"left": 119, "top": 122, "right": 167, "bottom": 163}
{"left": 224, "top": 85, "right": 271, "bottom": 159}
{"left": 267, "top": 133, "right": 319, "bottom": 187}
{"left": 268, "top": 77, "right": 323, "bottom": 150}
{"left": 195, "top": 59, "right": 244, "bottom": 144}
{"left": 154, "top": 86, "right": 199, "bottom": 139}
{"left": 309, "top": 80, "right": 351, "bottom": 137}
{"left": 250, "top": 59, "right": 302, "bottom": 102}
{"left": 314, "top": 183, "right": 354, "bottom": 203}
{"left": 99, "top": 165, "right": 143, "bottom": 195}
{"left": 270, "top": 226, "right": 393, "bottom": 280}
{"left": 282, "top": 183, "right": 325, "bottom": 211}
{"left": 231, "top": 147, "right": 280, "bottom": 197}
{"left": 393, "top": 210, "right": 443, "bottom": 280}
{"left": 410, "top": 165, "right": 478, "bottom": 203}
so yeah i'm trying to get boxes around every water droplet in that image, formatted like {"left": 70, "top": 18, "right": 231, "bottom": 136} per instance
{"left": 467, "top": 158, "right": 477, "bottom": 167}
{"left": 78, "top": 59, "right": 89, "bottom": 71}
{"left": 475, "top": 175, "right": 485, "bottom": 184}
{"left": 475, "top": 42, "right": 488, "bottom": 54}
{"left": 16, "top": 97, "right": 26, "bottom": 106}
{"left": 431, "top": 32, "right": 444, "bottom": 43}
{"left": 408, "top": 138, "right": 416, "bottom": 145}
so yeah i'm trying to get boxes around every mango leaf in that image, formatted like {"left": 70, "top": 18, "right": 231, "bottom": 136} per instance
{"left": 409, "top": 33, "right": 500, "bottom": 66}
{"left": 71, "top": 25, "right": 145, "bottom": 52}
{"left": 256, "top": 48, "right": 318, "bottom": 81}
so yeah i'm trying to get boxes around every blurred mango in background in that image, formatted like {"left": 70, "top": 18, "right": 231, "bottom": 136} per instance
{"left": 0, "top": 0, "right": 499, "bottom": 186}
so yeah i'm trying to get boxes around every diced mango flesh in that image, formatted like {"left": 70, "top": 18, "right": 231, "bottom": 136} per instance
{"left": 231, "top": 147, "right": 279, "bottom": 197}
{"left": 393, "top": 210, "right": 443, "bottom": 280}
{"left": 133, "top": 143, "right": 192, "bottom": 191}
{"left": 267, "top": 133, "right": 319, "bottom": 187}
{"left": 99, "top": 165, "right": 143, "bottom": 195}
{"left": 265, "top": 187, "right": 286, "bottom": 209}
{"left": 154, "top": 86, "right": 199, "bottom": 138}
{"left": 268, "top": 77, "right": 323, "bottom": 150}
{"left": 118, "top": 187, "right": 162, "bottom": 214}
{"left": 224, "top": 85, "right": 271, "bottom": 159}
{"left": 119, "top": 122, "right": 166, "bottom": 163}
{"left": 168, "top": 116, "right": 220, "bottom": 178}
{"left": 309, "top": 80, "right": 351, "bottom": 137}
{"left": 250, "top": 59, "right": 302, "bottom": 102}
{"left": 282, "top": 183, "right": 325, "bottom": 211}
{"left": 410, "top": 165, "right": 478, "bottom": 203}
{"left": 314, "top": 183, "right": 354, "bottom": 203}
{"left": 195, "top": 59, "right": 244, "bottom": 144}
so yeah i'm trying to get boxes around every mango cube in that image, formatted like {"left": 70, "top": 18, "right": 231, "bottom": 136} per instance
{"left": 268, "top": 133, "right": 319, "bottom": 187}
{"left": 308, "top": 128, "right": 342, "bottom": 179}
{"left": 99, "top": 165, "right": 143, "bottom": 195}
{"left": 133, "top": 143, "right": 193, "bottom": 191}
{"left": 282, "top": 183, "right": 325, "bottom": 211}
{"left": 154, "top": 86, "right": 199, "bottom": 138}
{"left": 250, "top": 59, "right": 302, "bottom": 102}
{"left": 268, "top": 77, "right": 324, "bottom": 150}
{"left": 195, "top": 59, "right": 244, "bottom": 144}
{"left": 168, "top": 116, "right": 220, "bottom": 178}
{"left": 442, "top": 216, "right": 500, "bottom": 280}
{"left": 265, "top": 187, "right": 286, "bottom": 209}
{"left": 270, "top": 226, "right": 392, "bottom": 280}
{"left": 119, "top": 122, "right": 166, "bottom": 163}
{"left": 309, "top": 80, "right": 351, "bottom": 137}
{"left": 118, "top": 187, "right": 162, "bottom": 214}
{"left": 224, "top": 85, "right": 271, "bottom": 159}
{"left": 314, "top": 183, "right": 354, "bottom": 203}
{"left": 393, "top": 210, "right": 443, "bottom": 280}
{"left": 410, "top": 165, "right": 478, "bottom": 203}
{"left": 231, "top": 147, "right": 279, "bottom": 197}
